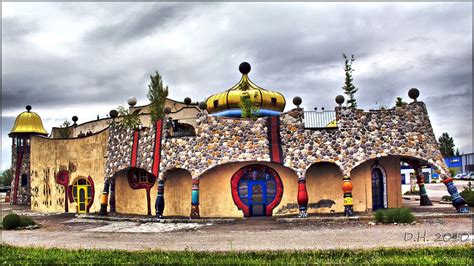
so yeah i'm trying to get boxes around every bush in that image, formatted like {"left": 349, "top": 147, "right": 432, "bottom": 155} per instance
{"left": 2, "top": 214, "right": 20, "bottom": 230}
{"left": 19, "top": 216, "right": 35, "bottom": 227}
{"left": 374, "top": 208, "right": 415, "bottom": 224}
{"left": 459, "top": 190, "right": 474, "bottom": 207}
{"left": 441, "top": 195, "right": 452, "bottom": 202}
{"left": 403, "top": 190, "right": 420, "bottom": 195}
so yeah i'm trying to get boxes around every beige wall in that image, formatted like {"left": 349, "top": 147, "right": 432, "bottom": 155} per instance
{"left": 163, "top": 169, "right": 192, "bottom": 217}
{"left": 30, "top": 130, "right": 109, "bottom": 213}
{"left": 305, "top": 163, "right": 346, "bottom": 213}
{"left": 114, "top": 171, "right": 155, "bottom": 215}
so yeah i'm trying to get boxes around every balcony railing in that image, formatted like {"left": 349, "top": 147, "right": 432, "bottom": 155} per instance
{"left": 304, "top": 110, "right": 338, "bottom": 129}
{"left": 165, "top": 117, "right": 197, "bottom": 138}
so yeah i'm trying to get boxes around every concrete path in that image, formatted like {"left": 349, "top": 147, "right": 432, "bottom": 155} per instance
{"left": 1, "top": 216, "right": 472, "bottom": 251}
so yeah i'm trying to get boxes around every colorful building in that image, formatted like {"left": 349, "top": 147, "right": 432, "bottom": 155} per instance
{"left": 9, "top": 62, "right": 470, "bottom": 217}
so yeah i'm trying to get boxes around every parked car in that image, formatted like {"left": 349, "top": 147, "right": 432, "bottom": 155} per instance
{"left": 454, "top": 173, "right": 468, "bottom": 180}
{"left": 469, "top": 172, "right": 474, "bottom": 180}
{"left": 0, "top": 186, "right": 10, "bottom": 193}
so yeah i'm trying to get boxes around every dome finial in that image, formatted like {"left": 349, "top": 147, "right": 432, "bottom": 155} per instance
{"left": 26, "top": 105, "right": 32, "bottom": 112}
{"left": 239, "top": 62, "right": 251, "bottom": 75}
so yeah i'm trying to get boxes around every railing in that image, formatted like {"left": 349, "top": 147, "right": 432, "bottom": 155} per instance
{"left": 165, "top": 117, "right": 197, "bottom": 137}
{"left": 304, "top": 111, "right": 338, "bottom": 129}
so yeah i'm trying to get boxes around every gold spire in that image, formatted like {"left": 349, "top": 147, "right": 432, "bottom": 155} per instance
{"left": 9, "top": 106, "right": 48, "bottom": 136}
{"left": 206, "top": 63, "right": 286, "bottom": 115}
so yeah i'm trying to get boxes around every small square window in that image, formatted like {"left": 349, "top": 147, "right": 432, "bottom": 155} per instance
{"left": 271, "top": 98, "right": 277, "bottom": 106}
{"left": 213, "top": 100, "right": 219, "bottom": 108}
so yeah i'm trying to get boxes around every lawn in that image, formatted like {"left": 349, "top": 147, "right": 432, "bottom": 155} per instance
{"left": 1, "top": 244, "right": 471, "bottom": 264}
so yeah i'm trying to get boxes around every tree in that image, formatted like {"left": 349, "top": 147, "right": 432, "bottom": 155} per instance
{"left": 342, "top": 54, "right": 358, "bottom": 108}
{"left": 1, "top": 168, "right": 13, "bottom": 186}
{"left": 147, "top": 71, "right": 169, "bottom": 123}
{"left": 395, "top": 97, "right": 407, "bottom": 107}
{"left": 58, "top": 119, "right": 71, "bottom": 138}
{"left": 455, "top": 148, "right": 460, "bottom": 156}
{"left": 239, "top": 92, "right": 259, "bottom": 118}
{"left": 438, "top": 132, "right": 455, "bottom": 157}
{"left": 117, "top": 106, "right": 141, "bottom": 129}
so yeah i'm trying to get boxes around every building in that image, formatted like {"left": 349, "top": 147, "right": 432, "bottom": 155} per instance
{"left": 445, "top": 154, "right": 474, "bottom": 175}
{"left": 9, "top": 62, "right": 470, "bottom": 217}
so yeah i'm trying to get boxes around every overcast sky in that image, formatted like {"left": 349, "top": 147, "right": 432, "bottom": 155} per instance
{"left": 1, "top": 2, "right": 472, "bottom": 170}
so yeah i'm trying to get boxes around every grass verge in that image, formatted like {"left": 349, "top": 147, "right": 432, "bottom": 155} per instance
{"left": 1, "top": 244, "right": 471, "bottom": 264}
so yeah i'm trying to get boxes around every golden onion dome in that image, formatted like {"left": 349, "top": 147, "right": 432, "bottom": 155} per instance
{"left": 206, "top": 62, "right": 286, "bottom": 116}
{"left": 9, "top": 105, "right": 48, "bottom": 136}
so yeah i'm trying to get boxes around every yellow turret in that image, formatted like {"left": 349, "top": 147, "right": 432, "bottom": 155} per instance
{"left": 206, "top": 62, "right": 286, "bottom": 117}
{"left": 9, "top": 105, "right": 48, "bottom": 136}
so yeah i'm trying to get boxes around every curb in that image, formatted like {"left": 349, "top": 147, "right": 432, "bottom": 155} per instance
{"left": 276, "top": 213, "right": 472, "bottom": 223}
{"left": 77, "top": 214, "right": 237, "bottom": 224}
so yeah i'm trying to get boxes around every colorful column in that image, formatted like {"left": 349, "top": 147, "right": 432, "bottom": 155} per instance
{"left": 342, "top": 175, "right": 354, "bottom": 216}
{"left": 99, "top": 179, "right": 110, "bottom": 216}
{"left": 414, "top": 167, "right": 433, "bottom": 206}
{"left": 190, "top": 179, "right": 200, "bottom": 219}
{"left": 443, "top": 178, "right": 469, "bottom": 213}
{"left": 155, "top": 180, "right": 165, "bottom": 218}
{"left": 297, "top": 179, "right": 309, "bottom": 218}
{"left": 109, "top": 178, "right": 116, "bottom": 213}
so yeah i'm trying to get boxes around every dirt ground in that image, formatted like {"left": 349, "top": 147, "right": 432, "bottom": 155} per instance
{"left": 1, "top": 209, "right": 472, "bottom": 251}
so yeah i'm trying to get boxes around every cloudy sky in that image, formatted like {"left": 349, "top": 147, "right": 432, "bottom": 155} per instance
{"left": 1, "top": 2, "right": 472, "bottom": 170}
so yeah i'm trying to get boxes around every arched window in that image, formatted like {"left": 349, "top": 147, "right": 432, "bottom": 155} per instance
{"left": 371, "top": 164, "right": 388, "bottom": 211}
{"left": 69, "top": 176, "right": 95, "bottom": 213}
{"left": 127, "top": 168, "right": 156, "bottom": 189}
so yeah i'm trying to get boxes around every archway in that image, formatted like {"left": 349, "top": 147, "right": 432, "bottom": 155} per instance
{"left": 371, "top": 163, "right": 388, "bottom": 211}
{"left": 162, "top": 168, "right": 192, "bottom": 217}
{"left": 304, "top": 162, "right": 344, "bottom": 214}
{"left": 114, "top": 167, "right": 156, "bottom": 215}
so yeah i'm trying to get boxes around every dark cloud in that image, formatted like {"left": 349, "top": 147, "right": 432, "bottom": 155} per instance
{"left": 1, "top": 2, "right": 472, "bottom": 167}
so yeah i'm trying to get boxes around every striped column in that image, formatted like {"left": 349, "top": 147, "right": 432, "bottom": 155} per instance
{"left": 443, "top": 178, "right": 469, "bottom": 213}
{"left": 342, "top": 175, "right": 354, "bottom": 216}
{"left": 155, "top": 180, "right": 165, "bottom": 218}
{"left": 190, "top": 179, "right": 200, "bottom": 219}
{"left": 99, "top": 179, "right": 110, "bottom": 216}
{"left": 414, "top": 167, "right": 433, "bottom": 206}
{"left": 297, "top": 179, "right": 309, "bottom": 218}
{"left": 109, "top": 178, "right": 116, "bottom": 213}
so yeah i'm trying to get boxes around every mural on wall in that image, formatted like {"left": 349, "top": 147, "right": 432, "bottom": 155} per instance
{"left": 126, "top": 168, "right": 157, "bottom": 215}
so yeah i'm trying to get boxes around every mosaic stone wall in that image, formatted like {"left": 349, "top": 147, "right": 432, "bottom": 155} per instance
{"left": 104, "top": 101, "right": 449, "bottom": 181}
{"left": 10, "top": 146, "right": 31, "bottom": 205}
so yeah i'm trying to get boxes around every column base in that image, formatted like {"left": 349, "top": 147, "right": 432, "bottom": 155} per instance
{"left": 456, "top": 206, "right": 470, "bottom": 213}
{"left": 298, "top": 210, "right": 308, "bottom": 218}
{"left": 99, "top": 204, "right": 108, "bottom": 216}
{"left": 344, "top": 205, "right": 354, "bottom": 216}
{"left": 419, "top": 194, "right": 433, "bottom": 206}
{"left": 190, "top": 205, "right": 200, "bottom": 219}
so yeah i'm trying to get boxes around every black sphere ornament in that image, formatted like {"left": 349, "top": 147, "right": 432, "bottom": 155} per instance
{"left": 164, "top": 107, "right": 172, "bottom": 114}
{"left": 239, "top": 62, "right": 251, "bottom": 75}
{"left": 72, "top": 116, "right": 78, "bottom": 123}
{"left": 335, "top": 95, "right": 345, "bottom": 105}
{"left": 184, "top": 97, "right": 192, "bottom": 105}
{"left": 408, "top": 88, "right": 419, "bottom": 102}
{"left": 26, "top": 105, "right": 32, "bottom": 112}
{"left": 293, "top": 96, "right": 302, "bottom": 107}
{"left": 109, "top": 110, "right": 118, "bottom": 119}
{"left": 198, "top": 101, "right": 207, "bottom": 110}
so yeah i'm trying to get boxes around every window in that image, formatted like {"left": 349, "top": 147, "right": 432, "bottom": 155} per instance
{"left": 213, "top": 100, "right": 219, "bottom": 108}
{"left": 21, "top": 174, "right": 28, "bottom": 187}
{"left": 271, "top": 97, "right": 277, "bottom": 106}
{"left": 127, "top": 168, "right": 156, "bottom": 189}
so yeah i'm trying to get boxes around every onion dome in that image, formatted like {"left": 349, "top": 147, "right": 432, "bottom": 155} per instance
{"left": 9, "top": 105, "right": 48, "bottom": 136}
{"left": 206, "top": 62, "right": 286, "bottom": 117}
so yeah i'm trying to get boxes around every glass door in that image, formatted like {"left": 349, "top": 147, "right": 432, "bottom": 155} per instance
{"left": 249, "top": 181, "right": 266, "bottom": 216}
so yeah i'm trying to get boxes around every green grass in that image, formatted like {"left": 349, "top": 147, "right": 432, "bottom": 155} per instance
{"left": 1, "top": 244, "right": 471, "bottom": 264}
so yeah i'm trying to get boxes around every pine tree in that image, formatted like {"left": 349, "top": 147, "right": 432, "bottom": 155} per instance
{"left": 147, "top": 71, "right": 169, "bottom": 123}
{"left": 395, "top": 97, "right": 407, "bottom": 107}
{"left": 438, "top": 132, "right": 455, "bottom": 157}
{"left": 342, "top": 54, "right": 358, "bottom": 108}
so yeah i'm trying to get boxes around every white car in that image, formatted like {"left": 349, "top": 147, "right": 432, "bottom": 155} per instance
{"left": 454, "top": 173, "right": 468, "bottom": 180}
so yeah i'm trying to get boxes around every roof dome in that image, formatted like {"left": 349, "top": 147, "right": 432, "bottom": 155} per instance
{"left": 206, "top": 62, "right": 286, "bottom": 117}
{"left": 9, "top": 105, "right": 48, "bottom": 136}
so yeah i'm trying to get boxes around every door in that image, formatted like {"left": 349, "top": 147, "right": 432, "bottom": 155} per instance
{"left": 249, "top": 181, "right": 266, "bottom": 216}
{"left": 371, "top": 168, "right": 384, "bottom": 211}
{"left": 77, "top": 185, "right": 88, "bottom": 213}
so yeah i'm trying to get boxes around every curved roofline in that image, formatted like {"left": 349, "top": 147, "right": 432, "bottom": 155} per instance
{"left": 40, "top": 126, "right": 110, "bottom": 141}
{"left": 133, "top": 97, "right": 199, "bottom": 109}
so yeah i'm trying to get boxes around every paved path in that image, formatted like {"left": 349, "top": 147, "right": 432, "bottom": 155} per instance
{"left": 2, "top": 216, "right": 472, "bottom": 251}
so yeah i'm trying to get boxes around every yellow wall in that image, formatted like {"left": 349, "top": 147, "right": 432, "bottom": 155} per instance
{"left": 163, "top": 169, "right": 192, "bottom": 217}
{"left": 30, "top": 130, "right": 108, "bottom": 213}
{"left": 305, "top": 163, "right": 345, "bottom": 213}
{"left": 114, "top": 171, "right": 155, "bottom": 215}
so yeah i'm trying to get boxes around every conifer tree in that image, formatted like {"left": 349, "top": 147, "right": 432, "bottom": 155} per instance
{"left": 342, "top": 54, "right": 358, "bottom": 108}
{"left": 147, "top": 71, "right": 169, "bottom": 123}
{"left": 395, "top": 97, "right": 407, "bottom": 107}
{"left": 438, "top": 132, "right": 455, "bottom": 157}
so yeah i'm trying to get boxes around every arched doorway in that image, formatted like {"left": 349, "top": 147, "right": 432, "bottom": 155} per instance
{"left": 230, "top": 164, "right": 283, "bottom": 217}
{"left": 68, "top": 176, "right": 95, "bottom": 214}
{"left": 371, "top": 164, "right": 387, "bottom": 211}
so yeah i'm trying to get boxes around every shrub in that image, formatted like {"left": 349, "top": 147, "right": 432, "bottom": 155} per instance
{"left": 19, "top": 216, "right": 35, "bottom": 227}
{"left": 441, "top": 195, "right": 452, "bottom": 202}
{"left": 2, "top": 214, "right": 20, "bottom": 230}
{"left": 459, "top": 190, "right": 474, "bottom": 207}
{"left": 374, "top": 208, "right": 415, "bottom": 224}
{"left": 403, "top": 190, "right": 420, "bottom": 195}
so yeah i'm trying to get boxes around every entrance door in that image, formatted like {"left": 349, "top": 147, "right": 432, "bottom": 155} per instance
{"left": 371, "top": 168, "right": 385, "bottom": 211}
{"left": 249, "top": 181, "right": 266, "bottom": 216}
{"left": 77, "top": 185, "right": 88, "bottom": 213}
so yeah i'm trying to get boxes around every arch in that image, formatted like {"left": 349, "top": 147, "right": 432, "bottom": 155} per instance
{"left": 67, "top": 176, "right": 95, "bottom": 213}
{"left": 304, "top": 162, "right": 344, "bottom": 214}
{"left": 230, "top": 164, "right": 284, "bottom": 217}
{"left": 197, "top": 161, "right": 299, "bottom": 217}
{"left": 162, "top": 168, "right": 192, "bottom": 217}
